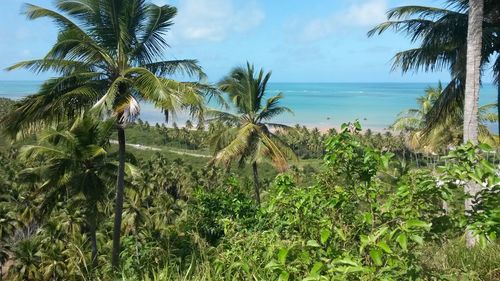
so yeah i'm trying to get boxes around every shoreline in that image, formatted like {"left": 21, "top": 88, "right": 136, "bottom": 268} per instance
{"left": 143, "top": 120, "right": 391, "bottom": 134}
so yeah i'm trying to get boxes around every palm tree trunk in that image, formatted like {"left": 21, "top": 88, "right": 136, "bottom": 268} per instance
{"left": 463, "top": 0, "right": 484, "bottom": 248}
{"left": 112, "top": 125, "right": 126, "bottom": 268}
{"left": 497, "top": 83, "right": 499, "bottom": 135}
{"left": 90, "top": 222, "right": 98, "bottom": 268}
{"left": 252, "top": 161, "right": 261, "bottom": 206}
{"left": 463, "top": 0, "right": 483, "bottom": 144}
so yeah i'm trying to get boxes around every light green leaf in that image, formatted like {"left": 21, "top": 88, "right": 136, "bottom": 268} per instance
{"left": 369, "top": 249, "right": 383, "bottom": 266}
{"left": 410, "top": 234, "right": 424, "bottom": 245}
{"left": 377, "top": 241, "right": 393, "bottom": 254}
{"left": 335, "top": 226, "right": 346, "bottom": 241}
{"left": 396, "top": 233, "right": 408, "bottom": 251}
{"left": 309, "top": 261, "right": 323, "bottom": 276}
{"left": 320, "top": 229, "right": 331, "bottom": 244}
{"left": 278, "top": 271, "right": 289, "bottom": 281}
{"left": 278, "top": 247, "right": 288, "bottom": 265}
{"left": 307, "top": 240, "right": 321, "bottom": 248}
{"left": 406, "top": 219, "right": 431, "bottom": 230}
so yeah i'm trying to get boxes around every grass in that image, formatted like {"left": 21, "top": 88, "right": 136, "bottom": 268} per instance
{"left": 421, "top": 238, "right": 500, "bottom": 281}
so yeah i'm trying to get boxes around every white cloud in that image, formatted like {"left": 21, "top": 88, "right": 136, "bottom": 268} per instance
{"left": 173, "top": 0, "right": 264, "bottom": 41}
{"left": 300, "top": 0, "right": 387, "bottom": 41}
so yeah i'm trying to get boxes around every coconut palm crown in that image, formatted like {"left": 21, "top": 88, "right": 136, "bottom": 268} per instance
{"left": 1, "top": 0, "right": 211, "bottom": 268}
{"left": 208, "top": 63, "right": 297, "bottom": 205}
{"left": 20, "top": 115, "right": 123, "bottom": 266}
{"left": 368, "top": 0, "right": 500, "bottom": 135}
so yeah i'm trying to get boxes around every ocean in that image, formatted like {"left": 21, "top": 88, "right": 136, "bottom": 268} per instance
{"left": 0, "top": 81, "right": 497, "bottom": 132}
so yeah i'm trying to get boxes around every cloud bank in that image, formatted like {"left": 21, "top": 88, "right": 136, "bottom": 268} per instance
{"left": 173, "top": 0, "right": 265, "bottom": 41}
{"left": 300, "top": 0, "right": 388, "bottom": 41}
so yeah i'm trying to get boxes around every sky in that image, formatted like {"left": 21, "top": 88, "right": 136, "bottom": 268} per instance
{"left": 0, "top": 0, "right": 494, "bottom": 83}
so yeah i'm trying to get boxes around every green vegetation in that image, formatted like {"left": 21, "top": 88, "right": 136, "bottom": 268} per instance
{"left": 0, "top": 0, "right": 499, "bottom": 280}
{"left": 391, "top": 84, "right": 499, "bottom": 153}
{"left": 1, "top": 117, "right": 499, "bottom": 280}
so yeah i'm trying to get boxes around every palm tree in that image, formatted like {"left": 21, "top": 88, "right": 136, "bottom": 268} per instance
{"left": 208, "top": 63, "right": 297, "bottom": 205}
{"left": 20, "top": 115, "right": 120, "bottom": 266}
{"left": 2, "top": 0, "right": 210, "bottom": 268}
{"left": 464, "top": 0, "right": 484, "bottom": 248}
{"left": 392, "top": 84, "right": 442, "bottom": 134}
{"left": 392, "top": 83, "right": 497, "bottom": 152}
{"left": 8, "top": 238, "right": 41, "bottom": 281}
{"left": 368, "top": 0, "right": 500, "bottom": 137}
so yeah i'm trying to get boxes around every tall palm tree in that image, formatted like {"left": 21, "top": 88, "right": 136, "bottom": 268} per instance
{"left": 20, "top": 115, "right": 120, "bottom": 266}
{"left": 2, "top": 0, "right": 209, "bottom": 268}
{"left": 368, "top": 0, "right": 500, "bottom": 137}
{"left": 464, "top": 0, "right": 484, "bottom": 248}
{"left": 208, "top": 63, "right": 297, "bottom": 205}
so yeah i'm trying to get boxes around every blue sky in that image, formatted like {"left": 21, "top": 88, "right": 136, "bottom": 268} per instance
{"left": 0, "top": 0, "right": 493, "bottom": 83}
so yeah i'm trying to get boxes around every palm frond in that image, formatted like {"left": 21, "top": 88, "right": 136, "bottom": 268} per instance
{"left": 5, "top": 59, "right": 92, "bottom": 75}
{"left": 212, "top": 123, "right": 258, "bottom": 166}
{"left": 1, "top": 74, "right": 103, "bottom": 138}
{"left": 144, "top": 59, "right": 206, "bottom": 80}
{"left": 423, "top": 76, "right": 464, "bottom": 134}
{"left": 258, "top": 130, "right": 297, "bottom": 171}
{"left": 135, "top": 4, "right": 177, "bottom": 63}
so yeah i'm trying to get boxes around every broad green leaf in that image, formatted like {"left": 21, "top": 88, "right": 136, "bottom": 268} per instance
{"left": 278, "top": 247, "right": 288, "bottom": 265}
{"left": 477, "top": 143, "right": 492, "bottom": 151}
{"left": 309, "top": 261, "right": 323, "bottom": 276}
{"left": 333, "top": 258, "right": 360, "bottom": 267}
{"left": 406, "top": 219, "right": 431, "bottom": 230}
{"left": 377, "top": 241, "right": 392, "bottom": 254}
{"left": 363, "top": 212, "right": 373, "bottom": 225}
{"left": 320, "top": 229, "right": 331, "bottom": 244}
{"left": 369, "top": 249, "right": 383, "bottom": 266}
{"left": 479, "top": 235, "right": 488, "bottom": 249}
{"left": 489, "top": 232, "right": 497, "bottom": 241}
{"left": 307, "top": 240, "right": 321, "bottom": 248}
{"left": 396, "top": 233, "right": 408, "bottom": 251}
{"left": 278, "top": 271, "right": 289, "bottom": 281}
{"left": 410, "top": 234, "right": 424, "bottom": 245}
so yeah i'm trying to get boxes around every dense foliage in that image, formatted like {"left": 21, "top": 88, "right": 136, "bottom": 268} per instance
{"left": 1, "top": 119, "right": 498, "bottom": 280}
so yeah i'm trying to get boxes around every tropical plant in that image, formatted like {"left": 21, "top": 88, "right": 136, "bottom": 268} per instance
{"left": 2, "top": 0, "right": 212, "bottom": 268}
{"left": 392, "top": 83, "right": 498, "bottom": 152}
{"left": 368, "top": 0, "right": 500, "bottom": 137}
{"left": 8, "top": 238, "right": 41, "bottom": 281}
{"left": 20, "top": 115, "right": 122, "bottom": 266}
{"left": 392, "top": 84, "right": 443, "bottom": 133}
{"left": 208, "top": 63, "right": 297, "bottom": 205}
{"left": 438, "top": 142, "right": 500, "bottom": 247}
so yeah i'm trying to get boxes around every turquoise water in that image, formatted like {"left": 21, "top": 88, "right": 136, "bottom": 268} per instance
{"left": 0, "top": 81, "right": 497, "bottom": 131}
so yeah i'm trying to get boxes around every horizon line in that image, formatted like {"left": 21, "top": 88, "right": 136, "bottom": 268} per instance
{"left": 0, "top": 79, "right": 498, "bottom": 85}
